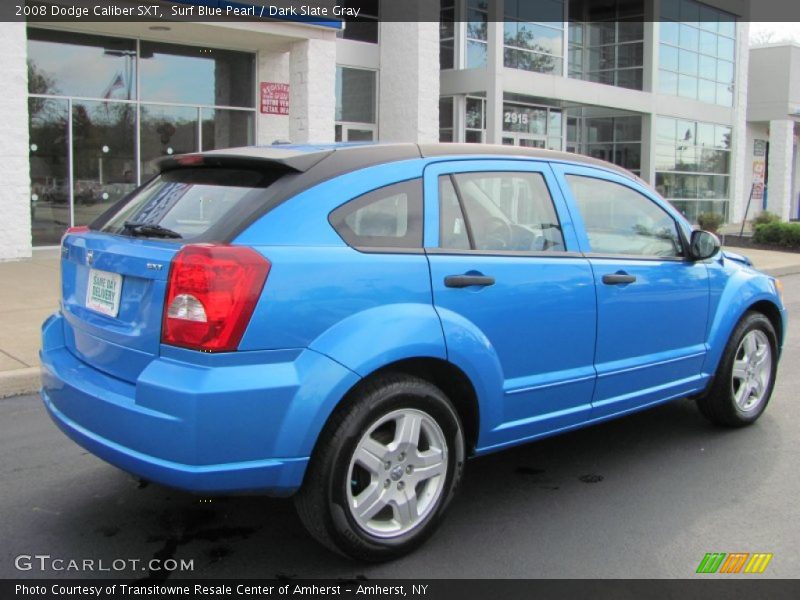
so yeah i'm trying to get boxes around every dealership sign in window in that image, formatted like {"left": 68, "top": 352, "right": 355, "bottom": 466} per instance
{"left": 260, "top": 82, "right": 289, "bottom": 115}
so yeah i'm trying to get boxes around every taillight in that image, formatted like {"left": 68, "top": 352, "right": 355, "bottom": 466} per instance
{"left": 161, "top": 244, "right": 270, "bottom": 352}
{"left": 61, "top": 225, "right": 89, "bottom": 244}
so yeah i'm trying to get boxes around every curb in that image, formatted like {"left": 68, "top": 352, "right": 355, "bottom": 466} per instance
{"left": 763, "top": 267, "right": 800, "bottom": 278}
{"left": 0, "top": 367, "right": 40, "bottom": 399}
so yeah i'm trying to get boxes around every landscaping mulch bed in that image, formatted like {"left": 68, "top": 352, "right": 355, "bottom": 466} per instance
{"left": 718, "top": 234, "right": 800, "bottom": 254}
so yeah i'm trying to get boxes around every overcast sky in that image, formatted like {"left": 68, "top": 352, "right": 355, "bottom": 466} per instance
{"left": 749, "top": 22, "right": 800, "bottom": 45}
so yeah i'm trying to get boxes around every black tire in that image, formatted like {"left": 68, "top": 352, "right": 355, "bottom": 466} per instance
{"left": 294, "top": 373, "right": 466, "bottom": 562}
{"left": 697, "top": 311, "right": 778, "bottom": 427}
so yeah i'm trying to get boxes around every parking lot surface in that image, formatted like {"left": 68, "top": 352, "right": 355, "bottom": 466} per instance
{"left": 2, "top": 275, "right": 799, "bottom": 579}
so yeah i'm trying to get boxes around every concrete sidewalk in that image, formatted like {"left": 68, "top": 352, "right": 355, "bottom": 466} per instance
{"left": 2, "top": 246, "right": 800, "bottom": 398}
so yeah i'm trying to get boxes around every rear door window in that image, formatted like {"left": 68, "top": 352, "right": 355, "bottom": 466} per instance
{"left": 96, "top": 168, "right": 283, "bottom": 240}
{"left": 441, "top": 171, "right": 565, "bottom": 252}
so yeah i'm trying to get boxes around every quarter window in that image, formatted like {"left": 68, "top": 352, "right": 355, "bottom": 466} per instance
{"left": 440, "top": 172, "right": 565, "bottom": 252}
{"left": 566, "top": 175, "right": 683, "bottom": 257}
{"left": 330, "top": 179, "right": 423, "bottom": 249}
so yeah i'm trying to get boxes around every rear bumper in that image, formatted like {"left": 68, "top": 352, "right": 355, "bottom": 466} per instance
{"left": 40, "top": 312, "right": 360, "bottom": 495}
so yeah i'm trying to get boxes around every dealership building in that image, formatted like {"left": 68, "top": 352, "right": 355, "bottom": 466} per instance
{"left": 0, "top": 0, "right": 798, "bottom": 261}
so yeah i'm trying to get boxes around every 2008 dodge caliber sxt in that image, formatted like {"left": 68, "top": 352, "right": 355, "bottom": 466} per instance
{"left": 41, "top": 143, "right": 786, "bottom": 561}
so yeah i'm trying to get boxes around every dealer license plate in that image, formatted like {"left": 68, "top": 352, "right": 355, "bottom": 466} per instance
{"left": 85, "top": 269, "right": 123, "bottom": 317}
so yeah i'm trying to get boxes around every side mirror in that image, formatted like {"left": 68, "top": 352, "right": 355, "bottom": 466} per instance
{"left": 690, "top": 230, "right": 721, "bottom": 261}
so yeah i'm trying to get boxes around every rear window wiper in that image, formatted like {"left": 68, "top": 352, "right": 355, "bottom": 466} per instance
{"left": 122, "top": 221, "right": 182, "bottom": 239}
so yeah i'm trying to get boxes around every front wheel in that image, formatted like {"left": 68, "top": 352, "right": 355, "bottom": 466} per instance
{"left": 294, "top": 374, "right": 465, "bottom": 561}
{"left": 697, "top": 311, "right": 778, "bottom": 427}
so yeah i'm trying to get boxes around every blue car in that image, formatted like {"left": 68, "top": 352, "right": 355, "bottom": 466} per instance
{"left": 41, "top": 143, "right": 786, "bottom": 560}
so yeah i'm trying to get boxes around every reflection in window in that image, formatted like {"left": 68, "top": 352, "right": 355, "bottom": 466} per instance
{"left": 29, "top": 98, "right": 69, "bottom": 246}
{"left": 330, "top": 180, "right": 423, "bottom": 249}
{"left": 202, "top": 109, "right": 255, "bottom": 152}
{"left": 336, "top": 67, "right": 377, "bottom": 124}
{"left": 450, "top": 172, "right": 565, "bottom": 252}
{"left": 139, "top": 41, "right": 254, "bottom": 107}
{"left": 567, "top": 175, "right": 682, "bottom": 257}
{"left": 25, "top": 28, "right": 257, "bottom": 245}
{"left": 335, "top": 67, "right": 377, "bottom": 142}
{"left": 658, "top": 0, "right": 736, "bottom": 106}
{"left": 655, "top": 116, "right": 731, "bottom": 221}
{"left": 566, "top": 111, "right": 642, "bottom": 176}
{"left": 27, "top": 29, "right": 136, "bottom": 100}
{"left": 568, "top": 0, "right": 644, "bottom": 90}
{"left": 440, "top": 97, "right": 455, "bottom": 142}
{"left": 440, "top": 0, "right": 456, "bottom": 69}
{"left": 465, "top": 95, "right": 486, "bottom": 143}
{"left": 504, "top": 0, "right": 565, "bottom": 75}
{"left": 465, "top": 0, "right": 489, "bottom": 68}
{"left": 140, "top": 105, "right": 198, "bottom": 180}
{"left": 71, "top": 101, "right": 136, "bottom": 227}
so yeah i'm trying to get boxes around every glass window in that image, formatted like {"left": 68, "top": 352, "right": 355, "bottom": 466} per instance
{"left": 202, "top": 109, "right": 254, "bottom": 151}
{"left": 449, "top": 172, "right": 565, "bottom": 252}
{"left": 140, "top": 105, "right": 198, "bottom": 180}
{"left": 329, "top": 179, "right": 423, "bottom": 249}
{"left": 658, "top": 0, "right": 736, "bottom": 106}
{"left": 336, "top": 67, "right": 377, "bottom": 124}
{"left": 566, "top": 175, "right": 683, "bottom": 257}
{"left": 139, "top": 41, "right": 254, "bottom": 107}
{"left": 465, "top": 96, "right": 486, "bottom": 142}
{"left": 660, "top": 45, "right": 678, "bottom": 71}
{"left": 27, "top": 29, "right": 136, "bottom": 100}
{"left": 503, "top": 2, "right": 565, "bottom": 75}
{"left": 655, "top": 116, "right": 732, "bottom": 221}
{"left": 29, "top": 98, "right": 69, "bottom": 246}
{"left": 466, "top": 41, "right": 488, "bottom": 68}
{"left": 568, "top": 0, "right": 644, "bottom": 90}
{"left": 679, "top": 24, "right": 699, "bottom": 51}
{"left": 98, "top": 168, "right": 282, "bottom": 240}
{"left": 26, "top": 28, "right": 257, "bottom": 246}
{"left": 71, "top": 101, "right": 136, "bottom": 227}
{"left": 659, "top": 69, "right": 678, "bottom": 94}
{"left": 440, "top": 0, "right": 455, "bottom": 69}
{"left": 439, "top": 97, "right": 455, "bottom": 143}
{"left": 660, "top": 21, "right": 680, "bottom": 46}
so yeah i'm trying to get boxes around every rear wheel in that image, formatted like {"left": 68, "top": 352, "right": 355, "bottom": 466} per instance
{"left": 294, "top": 373, "right": 465, "bottom": 561}
{"left": 697, "top": 311, "right": 778, "bottom": 427}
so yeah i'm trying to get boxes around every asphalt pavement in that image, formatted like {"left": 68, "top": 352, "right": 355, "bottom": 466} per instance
{"left": 2, "top": 275, "right": 799, "bottom": 579}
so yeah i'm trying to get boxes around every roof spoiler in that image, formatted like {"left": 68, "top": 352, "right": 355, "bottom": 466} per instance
{"left": 154, "top": 148, "right": 335, "bottom": 174}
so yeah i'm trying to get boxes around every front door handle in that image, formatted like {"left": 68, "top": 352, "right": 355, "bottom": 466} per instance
{"left": 444, "top": 274, "right": 496, "bottom": 288}
{"left": 602, "top": 273, "right": 637, "bottom": 285}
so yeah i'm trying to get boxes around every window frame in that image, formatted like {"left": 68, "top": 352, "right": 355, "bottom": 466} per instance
{"left": 557, "top": 168, "right": 691, "bottom": 262}
{"left": 328, "top": 178, "right": 424, "bottom": 253}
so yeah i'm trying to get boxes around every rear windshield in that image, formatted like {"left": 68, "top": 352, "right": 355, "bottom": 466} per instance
{"left": 95, "top": 168, "right": 284, "bottom": 240}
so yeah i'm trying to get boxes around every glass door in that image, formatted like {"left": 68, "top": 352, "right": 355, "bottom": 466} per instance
{"left": 501, "top": 133, "right": 547, "bottom": 147}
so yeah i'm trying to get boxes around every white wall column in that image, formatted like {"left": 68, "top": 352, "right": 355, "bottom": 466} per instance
{"left": 485, "top": 1, "right": 504, "bottom": 145}
{"left": 378, "top": 19, "right": 440, "bottom": 143}
{"left": 289, "top": 38, "right": 336, "bottom": 143}
{"left": 767, "top": 119, "right": 796, "bottom": 221}
{"left": 729, "top": 21, "right": 750, "bottom": 225}
{"left": 0, "top": 23, "right": 31, "bottom": 260}
{"left": 256, "top": 49, "right": 290, "bottom": 146}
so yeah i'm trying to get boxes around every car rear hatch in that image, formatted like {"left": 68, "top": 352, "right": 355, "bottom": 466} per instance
{"left": 59, "top": 148, "right": 333, "bottom": 383}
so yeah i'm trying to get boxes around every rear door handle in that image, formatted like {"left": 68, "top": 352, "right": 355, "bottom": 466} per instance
{"left": 602, "top": 273, "right": 636, "bottom": 285}
{"left": 444, "top": 275, "right": 496, "bottom": 288}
